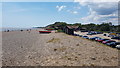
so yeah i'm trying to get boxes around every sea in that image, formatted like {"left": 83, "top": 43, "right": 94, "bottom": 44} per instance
{"left": 0, "top": 27, "right": 37, "bottom": 31}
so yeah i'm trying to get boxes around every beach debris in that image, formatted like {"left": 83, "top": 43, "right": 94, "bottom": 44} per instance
{"left": 75, "top": 56, "right": 78, "bottom": 58}
{"left": 67, "top": 57, "right": 72, "bottom": 60}
{"left": 21, "top": 46, "right": 23, "bottom": 48}
{"left": 76, "top": 44, "right": 79, "bottom": 46}
{"left": 59, "top": 46, "right": 66, "bottom": 52}
{"left": 90, "top": 63, "right": 95, "bottom": 66}
{"left": 78, "top": 54, "right": 81, "bottom": 55}
{"left": 96, "top": 52, "right": 98, "bottom": 54}
{"left": 54, "top": 49, "right": 57, "bottom": 51}
{"left": 47, "top": 38, "right": 60, "bottom": 43}
{"left": 91, "top": 57, "right": 96, "bottom": 60}
{"left": 82, "top": 64, "right": 88, "bottom": 66}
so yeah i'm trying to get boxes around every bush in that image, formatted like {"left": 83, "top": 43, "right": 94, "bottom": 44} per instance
{"left": 57, "top": 29, "right": 63, "bottom": 32}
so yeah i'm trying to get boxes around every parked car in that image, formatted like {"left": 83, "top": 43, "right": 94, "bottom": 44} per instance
{"left": 73, "top": 34, "right": 79, "bottom": 36}
{"left": 95, "top": 37, "right": 102, "bottom": 41}
{"left": 116, "top": 45, "right": 120, "bottom": 49}
{"left": 90, "top": 37, "right": 101, "bottom": 40}
{"left": 110, "top": 42, "right": 120, "bottom": 48}
{"left": 87, "top": 33, "right": 93, "bottom": 35}
{"left": 97, "top": 39, "right": 110, "bottom": 42}
{"left": 106, "top": 42, "right": 118, "bottom": 47}
{"left": 96, "top": 32, "right": 103, "bottom": 34}
{"left": 111, "top": 36, "right": 120, "bottom": 40}
{"left": 79, "top": 35, "right": 82, "bottom": 37}
{"left": 102, "top": 40, "right": 116, "bottom": 44}
{"left": 82, "top": 36, "right": 89, "bottom": 39}
{"left": 106, "top": 42, "right": 120, "bottom": 47}
{"left": 81, "top": 30, "right": 88, "bottom": 32}
{"left": 108, "top": 35, "right": 116, "bottom": 37}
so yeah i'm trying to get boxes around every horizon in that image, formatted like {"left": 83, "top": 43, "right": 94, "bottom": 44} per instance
{"left": 1, "top": 22, "right": 120, "bottom": 29}
{"left": 1, "top": 1, "right": 119, "bottom": 28}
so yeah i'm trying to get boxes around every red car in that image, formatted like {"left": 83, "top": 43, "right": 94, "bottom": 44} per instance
{"left": 102, "top": 40, "right": 116, "bottom": 44}
{"left": 97, "top": 39, "right": 110, "bottom": 42}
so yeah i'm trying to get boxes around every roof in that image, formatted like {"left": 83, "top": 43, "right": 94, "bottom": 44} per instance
{"left": 66, "top": 26, "right": 79, "bottom": 29}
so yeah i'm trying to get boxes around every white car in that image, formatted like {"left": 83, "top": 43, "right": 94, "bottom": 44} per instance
{"left": 116, "top": 45, "right": 120, "bottom": 49}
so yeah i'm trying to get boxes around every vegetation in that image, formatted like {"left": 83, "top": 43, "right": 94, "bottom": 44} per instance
{"left": 46, "top": 28, "right": 55, "bottom": 29}
{"left": 57, "top": 29, "right": 63, "bottom": 32}
{"left": 46, "top": 22, "right": 120, "bottom": 33}
{"left": 47, "top": 38, "right": 60, "bottom": 43}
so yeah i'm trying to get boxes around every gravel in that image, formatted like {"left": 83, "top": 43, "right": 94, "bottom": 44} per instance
{"left": 2, "top": 30, "right": 118, "bottom": 66}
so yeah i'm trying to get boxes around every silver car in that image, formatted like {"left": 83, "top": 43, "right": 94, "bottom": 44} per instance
{"left": 116, "top": 45, "right": 120, "bottom": 49}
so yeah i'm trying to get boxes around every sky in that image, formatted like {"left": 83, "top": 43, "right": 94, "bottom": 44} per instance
{"left": 1, "top": 0, "right": 119, "bottom": 28}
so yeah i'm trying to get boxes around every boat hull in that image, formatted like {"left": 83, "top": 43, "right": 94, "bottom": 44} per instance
{"left": 39, "top": 31, "right": 51, "bottom": 33}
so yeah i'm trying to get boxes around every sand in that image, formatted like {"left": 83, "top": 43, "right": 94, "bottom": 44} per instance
{"left": 2, "top": 30, "right": 119, "bottom": 66}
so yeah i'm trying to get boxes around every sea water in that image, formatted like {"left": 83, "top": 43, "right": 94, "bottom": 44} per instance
{"left": 0, "top": 27, "right": 33, "bottom": 31}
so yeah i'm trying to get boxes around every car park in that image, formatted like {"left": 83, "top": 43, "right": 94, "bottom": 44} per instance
{"left": 73, "top": 31, "right": 120, "bottom": 49}
{"left": 102, "top": 40, "right": 116, "bottom": 44}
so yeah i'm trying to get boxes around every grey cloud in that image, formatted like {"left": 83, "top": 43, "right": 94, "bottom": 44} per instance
{"left": 88, "top": 2, "right": 118, "bottom": 15}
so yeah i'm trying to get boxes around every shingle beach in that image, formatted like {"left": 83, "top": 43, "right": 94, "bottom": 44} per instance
{"left": 2, "top": 30, "right": 118, "bottom": 66}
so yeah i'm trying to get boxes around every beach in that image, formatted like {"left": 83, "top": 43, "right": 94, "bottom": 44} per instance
{"left": 2, "top": 30, "right": 119, "bottom": 66}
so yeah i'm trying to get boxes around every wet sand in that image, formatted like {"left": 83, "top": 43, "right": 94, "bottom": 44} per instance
{"left": 2, "top": 30, "right": 118, "bottom": 66}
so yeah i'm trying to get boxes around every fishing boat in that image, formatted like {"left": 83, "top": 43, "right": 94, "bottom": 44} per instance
{"left": 39, "top": 31, "right": 51, "bottom": 33}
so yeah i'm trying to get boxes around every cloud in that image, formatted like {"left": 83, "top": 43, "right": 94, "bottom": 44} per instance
{"left": 74, "top": 0, "right": 119, "bottom": 2}
{"left": 80, "top": 10, "right": 118, "bottom": 24}
{"left": 74, "top": 6, "right": 81, "bottom": 9}
{"left": 87, "top": 2, "right": 118, "bottom": 15}
{"left": 67, "top": 10, "right": 79, "bottom": 14}
{"left": 74, "top": 0, "right": 118, "bottom": 25}
{"left": 56, "top": 5, "right": 66, "bottom": 11}
{"left": 72, "top": 11, "right": 78, "bottom": 14}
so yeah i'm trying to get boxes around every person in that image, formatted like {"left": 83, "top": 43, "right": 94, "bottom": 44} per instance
{"left": 7, "top": 30, "right": 9, "bottom": 32}
{"left": 21, "top": 30, "right": 23, "bottom": 31}
{"left": 28, "top": 29, "right": 31, "bottom": 33}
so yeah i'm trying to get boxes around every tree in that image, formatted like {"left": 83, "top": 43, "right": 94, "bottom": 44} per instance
{"left": 99, "top": 23, "right": 110, "bottom": 31}
{"left": 83, "top": 23, "right": 96, "bottom": 31}
{"left": 45, "top": 22, "right": 120, "bottom": 33}
{"left": 73, "top": 23, "right": 81, "bottom": 26}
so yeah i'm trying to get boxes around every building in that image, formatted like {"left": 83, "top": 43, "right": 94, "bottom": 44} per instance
{"left": 63, "top": 26, "right": 80, "bottom": 35}
{"left": 80, "top": 27, "right": 88, "bottom": 32}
